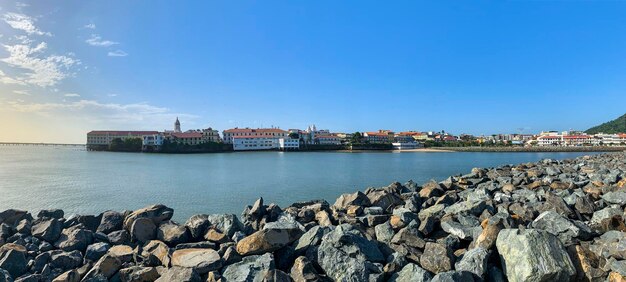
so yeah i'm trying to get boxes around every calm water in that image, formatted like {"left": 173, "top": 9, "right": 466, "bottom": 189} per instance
{"left": 0, "top": 146, "right": 599, "bottom": 221}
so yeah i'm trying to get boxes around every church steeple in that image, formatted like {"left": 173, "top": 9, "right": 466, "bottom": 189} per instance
{"left": 174, "top": 117, "right": 181, "bottom": 133}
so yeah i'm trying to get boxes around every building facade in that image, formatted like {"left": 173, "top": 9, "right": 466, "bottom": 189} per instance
{"left": 87, "top": 131, "right": 159, "bottom": 149}
{"left": 222, "top": 128, "right": 288, "bottom": 144}
{"left": 364, "top": 130, "right": 395, "bottom": 144}
{"left": 232, "top": 136, "right": 299, "bottom": 151}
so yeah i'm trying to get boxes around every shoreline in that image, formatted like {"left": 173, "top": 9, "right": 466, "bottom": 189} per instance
{"left": 1, "top": 152, "right": 625, "bottom": 281}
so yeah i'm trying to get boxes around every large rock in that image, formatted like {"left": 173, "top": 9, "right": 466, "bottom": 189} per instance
{"left": 108, "top": 230, "right": 131, "bottom": 245}
{"left": 236, "top": 215, "right": 304, "bottom": 256}
{"left": 141, "top": 240, "right": 171, "bottom": 267}
{"left": 455, "top": 247, "right": 489, "bottom": 278}
{"left": 333, "top": 191, "right": 371, "bottom": 210}
{"left": 130, "top": 217, "right": 157, "bottom": 243}
{"left": 85, "top": 242, "right": 110, "bottom": 261}
{"left": 602, "top": 192, "right": 626, "bottom": 205}
{"left": 49, "top": 250, "right": 83, "bottom": 270}
{"left": 388, "top": 263, "right": 433, "bottom": 282}
{"left": 530, "top": 210, "right": 592, "bottom": 246}
{"left": 31, "top": 218, "right": 63, "bottom": 242}
{"left": 0, "top": 249, "right": 27, "bottom": 278}
{"left": 293, "top": 226, "right": 328, "bottom": 254}
{"left": 83, "top": 254, "right": 122, "bottom": 280}
{"left": 118, "top": 266, "right": 160, "bottom": 282}
{"left": 290, "top": 256, "right": 324, "bottom": 282}
{"left": 207, "top": 214, "right": 243, "bottom": 237}
{"left": 185, "top": 214, "right": 210, "bottom": 240}
{"left": 366, "top": 189, "right": 403, "bottom": 212}
{"left": 157, "top": 221, "right": 189, "bottom": 245}
{"left": 221, "top": 253, "right": 275, "bottom": 282}
{"left": 420, "top": 242, "right": 454, "bottom": 274}
{"left": 155, "top": 267, "right": 201, "bottom": 282}
{"left": 54, "top": 224, "right": 94, "bottom": 252}
{"left": 496, "top": 228, "right": 576, "bottom": 282}
{"left": 97, "top": 211, "right": 124, "bottom": 234}
{"left": 0, "top": 209, "right": 29, "bottom": 226}
{"left": 108, "top": 244, "right": 134, "bottom": 263}
{"left": 53, "top": 269, "right": 81, "bottom": 282}
{"left": 171, "top": 248, "right": 222, "bottom": 274}
{"left": 123, "top": 204, "right": 173, "bottom": 231}
{"left": 317, "top": 224, "right": 384, "bottom": 281}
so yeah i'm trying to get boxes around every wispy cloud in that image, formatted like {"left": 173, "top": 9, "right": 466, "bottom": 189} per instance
{"left": 107, "top": 50, "right": 128, "bottom": 57}
{"left": 13, "top": 90, "right": 30, "bottom": 96}
{"left": 1, "top": 42, "right": 80, "bottom": 87}
{"left": 2, "top": 13, "right": 51, "bottom": 36}
{"left": 108, "top": 93, "right": 118, "bottom": 97}
{"left": 85, "top": 34, "right": 118, "bottom": 47}
{"left": 64, "top": 93, "right": 80, "bottom": 97}
{"left": 0, "top": 69, "right": 26, "bottom": 85}
{"left": 84, "top": 23, "right": 96, "bottom": 29}
{"left": 4, "top": 99, "right": 198, "bottom": 127}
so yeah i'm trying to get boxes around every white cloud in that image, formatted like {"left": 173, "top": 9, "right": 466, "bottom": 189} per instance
{"left": 15, "top": 2, "right": 30, "bottom": 8}
{"left": 12, "top": 90, "right": 30, "bottom": 95}
{"left": 64, "top": 93, "right": 80, "bottom": 97}
{"left": 1, "top": 42, "right": 80, "bottom": 87}
{"left": 2, "top": 13, "right": 51, "bottom": 36}
{"left": 0, "top": 69, "right": 26, "bottom": 85}
{"left": 84, "top": 23, "right": 96, "bottom": 29}
{"left": 107, "top": 93, "right": 118, "bottom": 97}
{"left": 85, "top": 34, "right": 118, "bottom": 47}
{"left": 107, "top": 50, "right": 128, "bottom": 57}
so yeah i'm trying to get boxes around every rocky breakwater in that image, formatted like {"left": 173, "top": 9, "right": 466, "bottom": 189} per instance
{"left": 0, "top": 152, "right": 625, "bottom": 281}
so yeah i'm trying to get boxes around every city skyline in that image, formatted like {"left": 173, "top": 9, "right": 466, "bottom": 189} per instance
{"left": 1, "top": 1, "right": 626, "bottom": 143}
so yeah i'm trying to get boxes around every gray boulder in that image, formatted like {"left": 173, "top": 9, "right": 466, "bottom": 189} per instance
{"left": 85, "top": 242, "right": 110, "bottom": 261}
{"left": 54, "top": 224, "right": 94, "bottom": 252}
{"left": 207, "top": 214, "right": 243, "bottom": 237}
{"left": 455, "top": 247, "right": 489, "bottom": 278}
{"left": 496, "top": 229, "right": 576, "bottom": 282}
{"left": 31, "top": 218, "right": 63, "bottom": 242}
{"left": 0, "top": 249, "right": 27, "bottom": 278}
{"left": 221, "top": 253, "right": 275, "bottom": 282}
{"left": 97, "top": 211, "right": 124, "bottom": 234}
{"left": 185, "top": 214, "right": 210, "bottom": 240}
{"left": 530, "top": 211, "right": 593, "bottom": 246}
{"left": 156, "top": 266, "right": 201, "bottom": 282}
{"left": 388, "top": 263, "right": 433, "bottom": 282}
{"left": 157, "top": 221, "right": 189, "bottom": 246}
{"left": 317, "top": 224, "right": 384, "bottom": 281}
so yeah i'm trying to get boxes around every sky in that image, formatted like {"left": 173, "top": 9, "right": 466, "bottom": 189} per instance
{"left": 0, "top": 1, "right": 625, "bottom": 143}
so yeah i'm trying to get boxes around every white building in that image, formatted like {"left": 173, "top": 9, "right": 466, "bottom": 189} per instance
{"left": 223, "top": 128, "right": 288, "bottom": 144}
{"left": 392, "top": 141, "right": 422, "bottom": 150}
{"left": 232, "top": 136, "right": 299, "bottom": 151}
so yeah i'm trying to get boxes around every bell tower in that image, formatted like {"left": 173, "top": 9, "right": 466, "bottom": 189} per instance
{"left": 174, "top": 117, "right": 181, "bottom": 133}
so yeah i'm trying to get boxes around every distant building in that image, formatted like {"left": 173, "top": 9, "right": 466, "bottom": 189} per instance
{"left": 364, "top": 130, "right": 394, "bottom": 144}
{"left": 315, "top": 134, "right": 342, "bottom": 145}
{"left": 142, "top": 133, "right": 164, "bottom": 151}
{"left": 232, "top": 136, "right": 299, "bottom": 151}
{"left": 392, "top": 141, "right": 422, "bottom": 150}
{"left": 222, "top": 128, "right": 288, "bottom": 144}
{"left": 170, "top": 132, "right": 204, "bottom": 145}
{"left": 87, "top": 130, "right": 159, "bottom": 149}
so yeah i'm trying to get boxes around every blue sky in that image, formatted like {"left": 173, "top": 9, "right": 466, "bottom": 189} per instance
{"left": 0, "top": 1, "right": 625, "bottom": 143}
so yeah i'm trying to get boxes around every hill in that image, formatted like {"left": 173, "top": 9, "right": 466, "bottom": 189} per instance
{"left": 586, "top": 113, "right": 626, "bottom": 134}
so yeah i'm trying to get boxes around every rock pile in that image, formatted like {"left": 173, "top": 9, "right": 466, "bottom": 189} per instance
{"left": 0, "top": 152, "right": 625, "bottom": 281}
